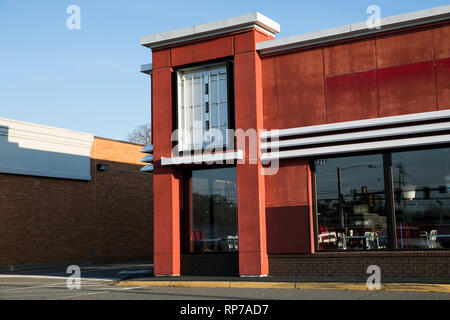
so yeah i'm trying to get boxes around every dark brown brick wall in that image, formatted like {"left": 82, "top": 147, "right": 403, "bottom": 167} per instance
{"left": 0, "top": 137, "right": 153, "bottom": 267}
{"left": 269, "top": 252, "right": 450, "bottom": 280}
{"left": 181, "top": 254, "right": 239, "bottom": 276}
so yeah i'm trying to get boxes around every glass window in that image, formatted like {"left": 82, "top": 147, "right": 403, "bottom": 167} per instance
{"left": 392, "top": 147, "right": 450, "bottom": 249}
{"left": 315, "top": 155, "right": 388, "bottom": 251}
{"left": 177, "top": 63, "right": 230, "bottom": 152}
{"left": 188, "top": 167, "right": 238, "bottom": 253}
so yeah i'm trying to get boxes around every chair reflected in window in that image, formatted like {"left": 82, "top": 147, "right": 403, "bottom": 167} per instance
{"left": 364, "top": 232, "right": 380, "bottom": 250}
{"left": 223, "top": 235, "right": 238, "bottom": 251}
{"left": 191, "top": 230, "right": 205, "bottom": 252}
{"left": 318, "top": 225, "right": 338, "bottom": 250}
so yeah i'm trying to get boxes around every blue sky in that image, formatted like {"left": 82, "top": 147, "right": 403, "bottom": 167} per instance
{"left": 0, "top": 0, "right": 448, "bottom": 140}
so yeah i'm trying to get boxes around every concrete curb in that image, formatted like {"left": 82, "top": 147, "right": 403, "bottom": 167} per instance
{"left": 115, "top": 280, "right": 450, "bottom": 293}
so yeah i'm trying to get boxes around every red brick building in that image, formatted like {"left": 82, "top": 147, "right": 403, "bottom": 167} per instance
{"left": 0, "top": 118, "right": 153, "bottom": 268}
{"left": 141, "top": 6, "right": 450, "bottom": 279}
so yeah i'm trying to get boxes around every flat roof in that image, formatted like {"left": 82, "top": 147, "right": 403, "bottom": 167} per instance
{"left": 95, "top": 136, "right": 146, "bottom": 146}
{"left": 257, "top": 5, "right": 450, "bottom": 55}
{"left": 141, "top": 12, "right": 280, "bottom": 49}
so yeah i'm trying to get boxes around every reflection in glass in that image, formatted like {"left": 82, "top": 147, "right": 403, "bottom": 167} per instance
{"left": 315, "top": 155, "right": 387, "bottom": 251}
{"left": 189, "top": 167, "right": 238, "bottom": 253}
{"left": 392, "top": 147, "right": 450, "bottom": 249}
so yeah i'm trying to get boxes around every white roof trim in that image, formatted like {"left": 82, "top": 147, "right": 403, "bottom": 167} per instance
{"left": 260, "top": 109, "right": 450, "bottom": 139}
{"left": 0, "top": 117, "right": 94, "bottom": 181}
{"left": 257, "top": 5, "right": 450, "bottom": 55}
{"left": 141, "top": 12, "right": 280, "bottom": 49}
{"left": 260, "top": 134, "right": 450, "bottom": 161}
{"left": 0, "top": 117, "right": 94, "bottom": 150}
{"left": 261, "top": 121, "right": 450, "bottom": 150}
{"left": 161, "top": 150, "right": 243, "bottom": 166}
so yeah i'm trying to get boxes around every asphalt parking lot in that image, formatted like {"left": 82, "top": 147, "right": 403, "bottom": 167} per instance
{"left": 1, "top": 262, "right": 450, "bottom": 300}
{"left": 1, "top": 277, "right": 450, "bottom": 300}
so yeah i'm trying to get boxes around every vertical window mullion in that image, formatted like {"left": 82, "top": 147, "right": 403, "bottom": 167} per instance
{"left": 204, "top": 71, "right": 209, "bottom": 148}
{"left": 311, "top": 161, "right": 320, "bottom": 252}
{"left": 178, "top": 74, "right": 182, "bottom": 151}
{"left": 383, "top": 152, "right": 398, "bottom": 250}
{"left": 200, "top": 73, "right": 204, "bottom": 148}
{"left": 209, "top": 71, "right": 213, "bottom": 146}
{"left": 184, "top": 75, "right": 188, "bottom": 151}
{"left": 217, "top": 70, "right": 220, "bottom": 140}
{"left": 191, "top": 74, "right": 195, "bottom": 151}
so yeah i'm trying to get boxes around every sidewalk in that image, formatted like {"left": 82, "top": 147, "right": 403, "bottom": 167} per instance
{"left": 116, "top": 274, "right": 450, "bottom": 293}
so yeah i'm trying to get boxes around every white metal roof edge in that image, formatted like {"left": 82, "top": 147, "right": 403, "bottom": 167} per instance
{"left": 141, "top": 12, "right": 280, "bottom": 49}
{"left": 0, "top": 117, "right": 94, "bottom": 144}
{"left": 256, "top": 5, "right": 450, "bottom": 55}
{"left": 161, "top": 150, "right": 244, "bottom": 166}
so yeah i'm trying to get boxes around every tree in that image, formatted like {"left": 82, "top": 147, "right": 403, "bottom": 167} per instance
{"left": 126, "top": 124, "right": 152, "bottom": 145}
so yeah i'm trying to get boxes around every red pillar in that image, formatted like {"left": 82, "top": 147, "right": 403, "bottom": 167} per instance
{"left": 234, "top": 34, "right": 268, "bottom": 276}
{"left": 153, "top": 168, "right": 181, "bottom": 276}
{"left": 152, "top": 62, "right": 181, "bottom": 276}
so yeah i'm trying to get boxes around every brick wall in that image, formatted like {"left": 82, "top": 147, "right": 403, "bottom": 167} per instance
{"left": 269, "top": 252, "right": 450, "bottom": 280}
{"left": 181, "top": 254, "right": 239, "bottom": 276}
{"left": 0, "top": 137, "right": 153, "bottom": 267}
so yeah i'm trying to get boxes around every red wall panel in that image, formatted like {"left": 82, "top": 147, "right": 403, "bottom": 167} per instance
{"left": 264, "top": 159, "right": 314, "bottom": 254}
{"left": 152, "top": 68, "right": 173, "bottom": 161}
{"left": 152, "top": 49, "right": 171, "bottom": 69}
{"left": 261, "top": 57, "right": 278, "bottom": 130}
{"left": 377, "top": 61, "right": 436, "bottom": 117}
{"left": 234, "top": 31, "right": 256, "bottom": 54}
{"left": 436, "top": 57, "right": 450, "bottom": 110}
{"left": 263, "top": 26, "right": 446, "bottom": 130}
{"left": 324, "top": 40, "right": 376, "bottom": 77}
{"left": 326, "top": 70, "right": 378, "bottom": 123}
{"left": 376, "top": 29, "right": 433, "bottom": 68}
{"left": 265, "top": 159, "right": 309, "bottom": 207}
{"left": 434, "top": 24, "right": 450, "bottom": 60}
{"left": 235, "top": 29, "right": 274, "bottom": 54}
{"left": 274, "top": 49, "right": 326, "bottom": 128}
{"left": 171, "top": 36, "right": 234, "bottom": 67}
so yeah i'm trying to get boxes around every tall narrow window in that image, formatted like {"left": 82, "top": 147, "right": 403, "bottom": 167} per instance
{"left": 177, "top": 63, "right": 230, "bottom": 152}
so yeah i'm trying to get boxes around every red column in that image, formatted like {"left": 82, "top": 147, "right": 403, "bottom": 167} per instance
{"left": 234, "top": 37, "right": 268, "bottom": 276}
{"left": 152, "top": 64, "right": 181, "bottom": 276}
{"left": 153, "top": 168, "right": 181, "bottom": 276}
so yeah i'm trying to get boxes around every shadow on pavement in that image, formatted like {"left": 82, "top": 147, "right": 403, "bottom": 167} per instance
{"left": 0, "top": 261, "right": 154, "bottom": 281}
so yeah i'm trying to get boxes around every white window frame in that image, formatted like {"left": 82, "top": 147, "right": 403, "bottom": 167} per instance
{"left": 176, "top": 62, "right": 231, "bottom": 153}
